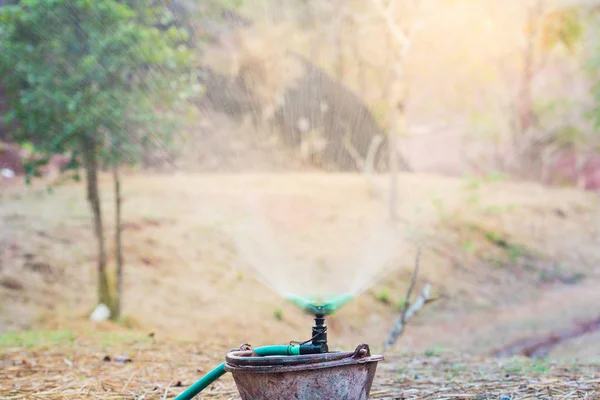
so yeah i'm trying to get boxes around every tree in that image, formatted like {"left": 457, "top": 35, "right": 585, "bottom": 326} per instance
{"left": 513, "top": 1, "right": 587, "bottom": 181}
{"left": 0, "top": 0, "right": 195, "bottom": 318}
{"left": 368, "top": 0, "right": 422, "bottom": 220}
{"left": 517, "top": 1, "right": 584, "bottom": 134}
{"left": 588, "top": 10, "right": 600, "bottom": 131}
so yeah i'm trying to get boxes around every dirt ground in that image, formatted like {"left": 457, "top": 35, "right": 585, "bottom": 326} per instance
{"left": 1, "top": 172, "right": 600, "bottom": 361}
{"left": 0, "top": 331, "right": 599, "bottom": 399}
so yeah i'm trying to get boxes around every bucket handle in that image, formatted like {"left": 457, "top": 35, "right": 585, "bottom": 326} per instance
{"left": 351, "top": 343, "right": 372, "bottom": 359}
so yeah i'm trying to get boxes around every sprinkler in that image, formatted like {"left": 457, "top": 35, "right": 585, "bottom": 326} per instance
{"left": 286, "top": 293, "right": 354, "bottom": 354}
{"left": 175, "top": 293, "right": 383, "bottom": 400}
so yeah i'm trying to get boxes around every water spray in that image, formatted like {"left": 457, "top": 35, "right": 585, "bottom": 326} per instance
{"left": 175, "top": 293, "right": 383, "bottom": 400}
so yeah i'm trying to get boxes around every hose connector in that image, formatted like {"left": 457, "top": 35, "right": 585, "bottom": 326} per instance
{"left": 298, "top": 313, "right": 328, "bottom": 354}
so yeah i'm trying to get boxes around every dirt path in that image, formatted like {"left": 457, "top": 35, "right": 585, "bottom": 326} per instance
{"left": 391, "top": 280, "right": 600, "bottom": 359}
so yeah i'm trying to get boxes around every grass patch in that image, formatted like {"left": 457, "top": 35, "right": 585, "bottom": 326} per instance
{"left": 461, "top": 240, "right": 476, "bottom": 252}
{"left": 0, "top": 330, "right": 77, "bottom": 350}
{"left": 396, "top": 297, "right": 407, "bottom": 311}
{"left": 424, "top": 345, "right": 444, "bottom": 357}
{"left": 273, "top": 307, "right": 284, "bottom": 321}
{"left": 503, "top": 357, "right": 552, "bottom": 374}
{"left": 375, "top": 288, "right": 391, "bottom": 305}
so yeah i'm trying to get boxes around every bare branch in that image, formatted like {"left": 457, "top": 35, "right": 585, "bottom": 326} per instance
{"left": 364, "top": 134, "right": 385, "bottom": 175}
{"left": 343, "top": 134, "right": 385, "bottom": 197}
{"left": 384, "top": 248, "right": 436, "bottom": 349}
{"left": 342, "top": 135, "right": 366, "bottom": 171}
{"left": 400, "top": 247, "right": 420, "bottom": 319}
{"left": 384, "top": 282, "right": 432, "bottom": 349}
{"left": 369, "top": 0, "right": 410, "bottom": 51}
{"left": 342, "top": 133, "right": 385, "bottom": 175}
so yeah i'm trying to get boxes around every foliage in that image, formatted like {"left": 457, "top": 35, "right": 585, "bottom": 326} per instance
{"left": 0, "top": 0, "right": 197, "bottom": 316}
{"left": 0, "top": 0, "right": 197, "bottom": 175}
{"left": 375, "top": 288, "right": 391, "bottom": 304}
{"left": 273, "top": 307, "right": 284, "bottom": 321}
{"left": 541, "top": 8, "right": 584, "bottom": 53}
{"left": 590, "top": 18, "right": 600, "bottom": 130}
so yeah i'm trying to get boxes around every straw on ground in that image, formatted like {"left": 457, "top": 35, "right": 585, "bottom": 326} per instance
{"left": 1, "top": 332, "right": 598, "bottom": 400}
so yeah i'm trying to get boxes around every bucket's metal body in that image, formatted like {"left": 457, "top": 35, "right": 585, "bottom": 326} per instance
{"left": 224, "top": 343, "right": 383, "bottom": 400}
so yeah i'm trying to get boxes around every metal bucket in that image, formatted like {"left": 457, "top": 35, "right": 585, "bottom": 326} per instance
{"left": 224, "top": 343, "right": 383, "bottom": 400}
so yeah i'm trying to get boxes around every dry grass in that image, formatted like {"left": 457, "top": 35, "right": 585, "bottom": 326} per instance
{"left": 374, "top": 353, "right": 600, "bottom": 399}
{"left": 0, "top": 331, "right": 232, "bottom": 400}
{"left": 1, "top": 331, "right": 599, "bottom": 400}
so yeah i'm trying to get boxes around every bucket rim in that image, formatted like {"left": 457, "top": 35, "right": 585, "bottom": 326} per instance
{"left": 224, "top": 343, "right": 384, "bottom": 374}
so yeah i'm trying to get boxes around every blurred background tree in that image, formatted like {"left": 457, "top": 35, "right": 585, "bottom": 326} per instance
{"left": 0, "top": 0, "right": 196, "bottom": 318}
{"left": 590, "top": 9, "right": 600, "bottom": 131}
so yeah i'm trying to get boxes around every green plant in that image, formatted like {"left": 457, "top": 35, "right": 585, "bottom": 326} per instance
{"left": 503, "top": 357, "right": 551, "bottom": 375}
{"left": 507, "top": 243, "right": 527, "bottom": 262}
{"left": 485, "top": 172, "right": 507, "bottom": 182}
{"left": 463, "top": 172, "right": 507, "bottom": 192}
{"left": 375, "top": 288, "right": 391, "bottom": 304}
{"left": 273, "top": 308, "right": 284, "bottom": 321}
{"left": 484, "top": 231, "right": 506, "bottom": 246}
{"left": 461, "top": 241, "right": 476, "bottom": 252}
{"left": 424, "top": 345, "right": 444, "bottom": 357}
{"left": 236, "top": 270, "right": 244, "bottom": 281}
{"left": 590, "top": 17, "right": 600, "bottom": 129}
{"left": 0, "top": 331, "right": 76, "bottom": 350}
{"left": 396, "top": 297, "right": 407, "bottom": 311}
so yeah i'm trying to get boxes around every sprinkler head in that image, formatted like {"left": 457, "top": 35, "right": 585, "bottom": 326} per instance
{"left": 285, "top": 293, "right": 354, "bottom": 316}
{"left": 285, "top": 293, "right": 354, "bottom": 355}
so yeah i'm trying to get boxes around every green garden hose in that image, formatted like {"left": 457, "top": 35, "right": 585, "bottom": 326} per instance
{"left": 174, "top": 345, "right": 300, "bottom": 400}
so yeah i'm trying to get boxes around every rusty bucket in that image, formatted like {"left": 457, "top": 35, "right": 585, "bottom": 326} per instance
{"left": 224, "top": 343, "right": 383, "bottom": 400}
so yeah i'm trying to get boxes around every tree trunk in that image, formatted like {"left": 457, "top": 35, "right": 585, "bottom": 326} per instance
{"left": 386, "top": 29, "right": 399, "bottom": 222}
{"left": 80, "top": 135, "right": 111, "bottom": 309}
{"left": 518, "top": 2, "right": 543, "bottom": 137}
{"left": 332, "top": 13, "right": 344, "bottom": 80}
{"left": 518, "top": 35, "right": 534, "bottom": 136}
{"left": 388, "top": 60, "right": 408, "bottom": 222}
{"left": 113, "top": 160, "right": 123, "bottom": 319}
{"left": 388, "top": 102, "right": 399, "bottom": 221}
{"left": 352, "top": 26, "right": 366, "bottom": 95}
